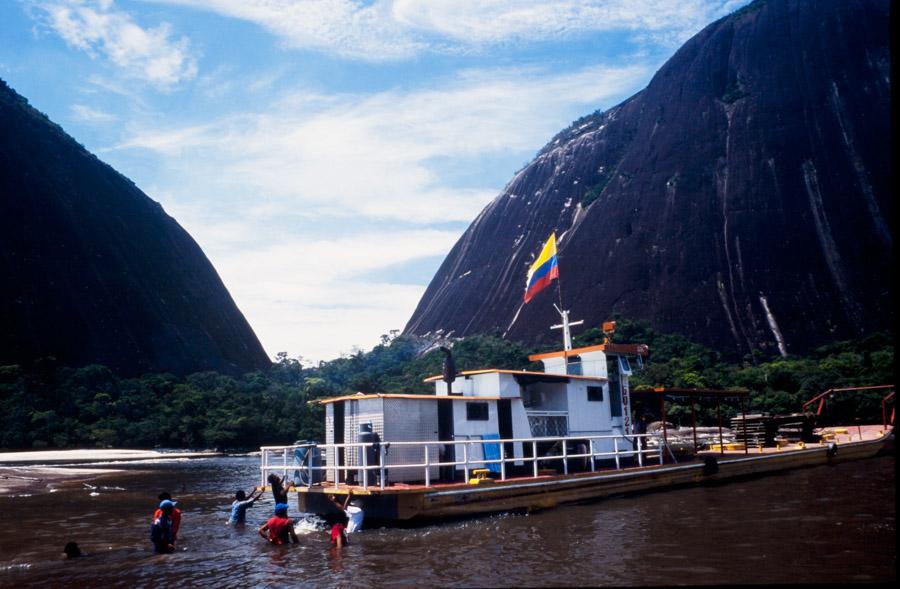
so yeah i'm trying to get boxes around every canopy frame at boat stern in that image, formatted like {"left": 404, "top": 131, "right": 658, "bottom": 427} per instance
{"left": 801, "top": 384, "right": 895, "bottom": 431}
{"left": 630, "top": 387, "right": 751, "bottom": 456}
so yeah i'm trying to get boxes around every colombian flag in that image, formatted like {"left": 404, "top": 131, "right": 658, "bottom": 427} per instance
{"left": 524, "top": 233, "right": 559, "bottom": 303}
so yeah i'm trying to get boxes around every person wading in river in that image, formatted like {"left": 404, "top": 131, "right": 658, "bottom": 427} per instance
{"left": 150, "top": 500, "right": 177, "bottom": 553}
{"left": 228, "top": 488, "right": 263, "bottom": 525}
{"left": 330, "top": 522, "right": 348, "bottom": 547}
{"left": 153, "top": 492, "right": 182, "bottom": 544}
{"left": 63, "top": 541, "right": 83, "bottom": 559}
{"left": 328, "top": 490, "right": 364, "bottom": 535}
{"left": 266, "top": 473, "right": 290, "bottom": 509}
{"left": 258, "top": 503, "right": 298, "bottom": 545}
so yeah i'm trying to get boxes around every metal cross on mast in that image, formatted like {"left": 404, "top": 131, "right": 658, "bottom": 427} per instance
{"left": 551, "top": 304, "right": 584, "bottom": 351}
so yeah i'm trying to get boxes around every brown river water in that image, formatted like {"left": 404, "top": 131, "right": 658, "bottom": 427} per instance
{"left": 1, "top": 453, "right": 894, "bottom": 587}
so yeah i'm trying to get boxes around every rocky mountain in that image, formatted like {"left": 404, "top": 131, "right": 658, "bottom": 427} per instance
{"left": 405, "top": 0, "right": 891, "bottom": 357}
{"left": 0, "top": 79, "right": 271, "bottom": 376}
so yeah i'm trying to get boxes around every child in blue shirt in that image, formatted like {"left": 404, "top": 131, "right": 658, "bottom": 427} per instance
{"left": 228, "top": 488, "right": 263, "bottom": 525}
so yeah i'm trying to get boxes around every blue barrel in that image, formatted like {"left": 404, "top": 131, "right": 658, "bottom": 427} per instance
{"left": 292, "top": 442, "right": 322, "bottom": 485}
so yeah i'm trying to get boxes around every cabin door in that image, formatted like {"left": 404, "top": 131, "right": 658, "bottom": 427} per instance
{"left": 498, "top": 399, "right": 515, "bottom": 465}
{"left": 437, "top": 400, "right": 456, "bottom": 481}
{"left": 607, "top": 358, "right": 624, "bottom": 431}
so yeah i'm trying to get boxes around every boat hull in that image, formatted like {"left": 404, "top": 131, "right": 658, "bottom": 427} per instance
{"left": 297, "top": 432, "right": 891, "bottom": 522}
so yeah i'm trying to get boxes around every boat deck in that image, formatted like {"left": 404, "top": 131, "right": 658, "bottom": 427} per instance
{"left": 286, "top": 424, "right": 889, "bottom": 496}
{"left": 695, "top": 423, "right": 888, "bottom": 456}
{"left": 273, "top": 424, "right": 892, "bottom": 521}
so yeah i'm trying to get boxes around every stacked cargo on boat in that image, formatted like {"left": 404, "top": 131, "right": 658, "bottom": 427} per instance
{"left": 731, "top": 413, "right": 818, "bottom": 447}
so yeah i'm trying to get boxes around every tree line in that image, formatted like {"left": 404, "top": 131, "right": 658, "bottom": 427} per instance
{"left": 0, "top": 321, "right": 892, "bottom": 450}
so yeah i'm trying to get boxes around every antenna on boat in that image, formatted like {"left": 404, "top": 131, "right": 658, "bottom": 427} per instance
{"left": 440, "top": 346, "right": 456, "bottom": 393}
{"left": 551, "top": 304, "right": 584, "bottom": 351}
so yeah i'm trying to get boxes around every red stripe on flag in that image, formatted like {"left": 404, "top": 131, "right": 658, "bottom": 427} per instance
{"left": 524, "top": 264, "right": 558, "bottom": 303}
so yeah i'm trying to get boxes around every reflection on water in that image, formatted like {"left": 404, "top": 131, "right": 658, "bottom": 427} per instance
{"left": 327, "top": 545, "right": 345, "bottom": 574}
{"left": 1, "top": 454, "right": 894, "bottom": 587}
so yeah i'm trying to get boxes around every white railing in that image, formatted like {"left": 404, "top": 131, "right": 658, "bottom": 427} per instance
{"left": 260, "top": 433, "right": 666, "bottom": 490}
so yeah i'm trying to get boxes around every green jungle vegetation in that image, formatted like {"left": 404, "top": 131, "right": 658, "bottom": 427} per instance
{"left": 0, "top": 320, "right": 893, "bottom": 451}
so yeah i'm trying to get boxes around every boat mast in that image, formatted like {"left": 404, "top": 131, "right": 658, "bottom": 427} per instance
{"left": 551, "top": 304, "right": 583, "bottom": 351}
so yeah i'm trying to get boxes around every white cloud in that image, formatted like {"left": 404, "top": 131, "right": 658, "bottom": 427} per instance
{"left": 393, "top": 0, "right": 726, "bottom": 45}
{"left": 70, "top": 103, "right": 117, "bottom": 122}
{"left": 114, "top": 63, "right": 650, "bottom": 223}
{"left": 145, "top": 0, "right": 746, "bottom": 60}
{"left": 35, "top": 0, "right": 197, "bottom": 87}
{"left": 208, "top": 230, "right": 462, "bottom": 361}
{"left": 148, "top": 0, "right": 424, "bottom": 60}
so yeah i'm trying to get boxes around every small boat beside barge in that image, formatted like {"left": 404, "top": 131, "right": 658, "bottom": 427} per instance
{"left": 259, "top": 327, "right": 894, "bottom": 523}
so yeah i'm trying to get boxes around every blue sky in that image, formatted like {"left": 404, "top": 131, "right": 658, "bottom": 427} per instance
{"left": 0, "top": 0, "right": 747, "bottom": 363}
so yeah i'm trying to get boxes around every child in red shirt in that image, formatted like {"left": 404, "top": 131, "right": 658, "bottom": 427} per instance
{"left": 330, "top": 522, "right": 348, "bottom": 547}
{"left": 258, "top": 504, "right": 298, "bottom": 545}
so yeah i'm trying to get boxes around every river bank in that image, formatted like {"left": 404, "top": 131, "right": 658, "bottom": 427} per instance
{"left": 0, "top": 449, "right": 225, "bottom": 496}
{"left": 0, "top": 465, "right": 122, "bottom": 496}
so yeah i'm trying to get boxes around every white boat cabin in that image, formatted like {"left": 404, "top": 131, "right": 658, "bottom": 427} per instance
{"left": 321, "top": 342, "right": 648, "bottom": 483}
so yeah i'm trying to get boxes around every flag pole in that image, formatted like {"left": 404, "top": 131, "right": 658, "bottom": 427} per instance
{"left": 556, "top": 234, "right": 564, "bottom": 312}
{"left": 540, "top": 231, "right": 584, "bottom": 352}
{"left": 551, "top": 233, "right": 571, "bottom": 350}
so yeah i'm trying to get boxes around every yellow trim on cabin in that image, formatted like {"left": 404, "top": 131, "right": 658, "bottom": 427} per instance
{"left": 422, "top": 368, "right": 607, "bottom": 383}
{"left": 528, "top": 342, "right": 649, "bottom": 361}
{"left": 316, "top": 393, "right": 517, "bottom": 405}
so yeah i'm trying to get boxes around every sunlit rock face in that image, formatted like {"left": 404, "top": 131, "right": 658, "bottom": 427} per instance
{"left": 0, "top": 80, "right": 271, "bottom": 376}
{"left": 405, "top": 0, "right": 891, "bottom": 357}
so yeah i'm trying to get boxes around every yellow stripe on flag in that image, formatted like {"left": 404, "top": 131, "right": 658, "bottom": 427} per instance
{"left": 526, "top": 233, "right": 557, "bottom": 284}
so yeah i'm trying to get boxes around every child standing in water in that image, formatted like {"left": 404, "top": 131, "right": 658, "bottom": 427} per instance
{"left": 228, "top": 488, "right": 263, "bottom": 525}
{"left": 330, "top": 522, "right": 348, "bottom": 547}
{"left": 153, "top": 492, "right": 182, "bottom": 546}
{"left": 151, "top": 500, "right": 178, "bottom": 553}
{"left": 63, "top": 542, "right": 83, "bottom": 558}
{"left": 266, "top": 473, "right": 290, "bottom": 507}
{"left": 329, "top": 490, "right": 364, "bottom": 534}
{"left": 258, "top": 503, "right": 298, "bottom": 545}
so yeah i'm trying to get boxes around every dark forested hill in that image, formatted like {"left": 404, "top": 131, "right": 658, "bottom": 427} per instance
{"left": 404, "top": 0, "right": 892, "bottom": 358}
{"left": 0, "top": 79, "right": 270, "bottom": 376}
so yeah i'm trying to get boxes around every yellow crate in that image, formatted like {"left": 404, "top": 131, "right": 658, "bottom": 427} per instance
{"left": 469, "top": 468, "right": 495, "bottom": 485}
{"left": 708, "top": 442, "right": 746, "bottom": 452}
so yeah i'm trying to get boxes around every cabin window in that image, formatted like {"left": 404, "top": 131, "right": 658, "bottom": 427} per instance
{"left": 466, "top": 402, "right": 489, "bottom": 421}
{"left": 523, "top": 389, "right": 541, "bottom": 409}
{"left": 566, "top": 356, "right": 582, "bottom": 376}
{"left": 587, "top": 386, "right": 604, "bottom": 402}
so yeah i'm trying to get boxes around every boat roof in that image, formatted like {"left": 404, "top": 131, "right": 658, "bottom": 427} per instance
{"left": 423, "top": 368, "right": 607, "bottom": 383}
{"left": 317, "top": 393, "right": 514, "bottom": 405}
{"left": 528, "top": 342, "right": 649, "bottom": 361}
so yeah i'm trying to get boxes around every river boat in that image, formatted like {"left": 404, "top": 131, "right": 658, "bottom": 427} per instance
{"left": 259, "top": 323, "right": 894, "bottom": 524}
